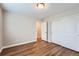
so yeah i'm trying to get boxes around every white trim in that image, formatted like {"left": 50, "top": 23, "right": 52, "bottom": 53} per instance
{"left": 0, "top": 48, "right": 3, "bottom": 53}
{"left": 52, "top": 41, "right": 79, "bottom": 52}
{"left": 2, "top": 40, "right": 36, "bottom": 49}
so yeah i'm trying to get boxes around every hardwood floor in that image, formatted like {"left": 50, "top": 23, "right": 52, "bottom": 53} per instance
{"left": 1, "top": 40, "right": 79, "bottom": 56}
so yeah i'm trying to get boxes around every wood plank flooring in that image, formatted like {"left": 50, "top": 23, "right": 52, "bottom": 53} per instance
{"left": 1, "top": 40, "right": 79, "bottom": 56}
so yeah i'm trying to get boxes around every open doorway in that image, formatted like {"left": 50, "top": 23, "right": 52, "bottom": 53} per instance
{"left": 35, "top": 20, "right": 50, "bottom": 42}
{"left": 36, "top": 20, "right": 42, "bottom": 42}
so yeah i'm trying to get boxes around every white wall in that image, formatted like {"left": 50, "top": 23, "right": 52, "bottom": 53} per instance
{"left": 3, "top": 12, "right": 36, "bottom": 47}
{"left": 0, "top": 8, "right": 3, "bottom": 52}
{"left": 45, "top": 13, "right": 79, "bottom": 52}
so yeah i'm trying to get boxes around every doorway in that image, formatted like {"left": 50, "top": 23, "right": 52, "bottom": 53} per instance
{"left": 36, "top": 20, "right": 49, "bottom": 42}
{"left": 36, "top": 20, "right": 42, "bottom": 41}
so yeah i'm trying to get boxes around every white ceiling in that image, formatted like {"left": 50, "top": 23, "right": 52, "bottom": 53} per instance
{"left": 1, "top": 3, "right": 79, "bottom": 19}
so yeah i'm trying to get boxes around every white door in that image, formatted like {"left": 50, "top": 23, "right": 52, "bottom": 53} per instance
{"left": 75, "top": 15, "right": 79, "bottom": 51}
{"left": 51, "top": 17, "right": 76, "bottom": 51}
{"left": 52, "top": 18, "right": 66, "bottom": 44}
{"left": 76, "top": 18, "right": 79, "bottom": 39}
{"left": 41, "top": 22, "right": 47, "bottom": 41}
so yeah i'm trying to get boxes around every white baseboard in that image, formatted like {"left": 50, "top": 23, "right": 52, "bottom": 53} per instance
{"left": 2, "top": 40, "right": 36, "bottom": 49}
{"left": 52, "top": 41, "right": 79, "bottom": 52}
{"left": 0, "top": 48, "right": 3, "bottom": 53}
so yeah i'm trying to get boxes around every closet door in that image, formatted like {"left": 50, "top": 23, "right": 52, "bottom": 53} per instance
{"left": 76, "top": 19, "right": 79, "bottom": 39}
{"left": 63, "top": 17, "right": 76, "bottom": 49}
{"left": 52, "top": 17, "right": 76, "bottom": 50}
{"left": 75, "top": 15, "right": 79, "bottom": 51}
{"left": 52, "top": 18, "right": 65, "bottom": 44}
{"left": 41, "top": 22, "right": 47, "bottom": 41}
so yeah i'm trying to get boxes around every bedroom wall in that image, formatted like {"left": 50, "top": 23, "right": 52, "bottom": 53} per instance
{"left": 3, "top": 12, "right": 36, "bottom": 47}
{"left": 45, "top": 13, "right": 79, "bottom": 52}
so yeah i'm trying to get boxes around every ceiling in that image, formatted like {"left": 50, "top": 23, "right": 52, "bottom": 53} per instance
{"left": 1, "top": 3, "right": 79, "bottom": 19}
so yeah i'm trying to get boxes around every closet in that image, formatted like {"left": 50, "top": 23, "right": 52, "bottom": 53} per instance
{"left": 51, "top": 14, "right": 79, "bottom": 51}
